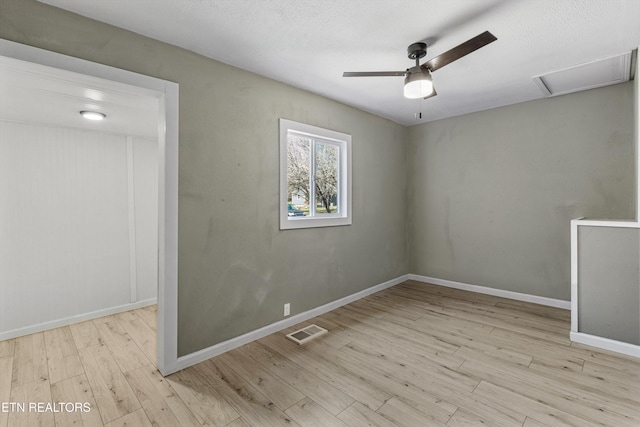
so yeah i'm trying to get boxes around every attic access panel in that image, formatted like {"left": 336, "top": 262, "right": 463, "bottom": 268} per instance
{"left": 532, "top": 51, "right": 634, "bottom": 97}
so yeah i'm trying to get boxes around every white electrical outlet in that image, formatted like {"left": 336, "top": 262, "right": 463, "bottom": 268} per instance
{"left": 284, "top": 303, "right": 290, "bottom": 316}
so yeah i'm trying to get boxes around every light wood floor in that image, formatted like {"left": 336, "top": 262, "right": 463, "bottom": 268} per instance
{"left": 2, "top": 280, "right": 640, "bottom": 426}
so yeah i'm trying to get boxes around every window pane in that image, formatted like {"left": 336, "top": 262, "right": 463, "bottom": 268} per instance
{"left": 287, "top": 135, "right": 310, "bottom": 216}
{"left": 315, "top": 142, "right": 339, "bottom": 215}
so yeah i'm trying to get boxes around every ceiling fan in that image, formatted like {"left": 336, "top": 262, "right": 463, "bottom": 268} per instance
{"left": 343, "top": 31, "right": 497, "bottom": 99}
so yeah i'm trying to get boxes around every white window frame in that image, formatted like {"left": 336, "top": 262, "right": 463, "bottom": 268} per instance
{"left": 279, "top": 118, "right": 352, "bottom": 230}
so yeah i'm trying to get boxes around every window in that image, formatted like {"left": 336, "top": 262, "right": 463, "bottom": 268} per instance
{"left": 279, "top": 119, "right": 351, "bottom": 229}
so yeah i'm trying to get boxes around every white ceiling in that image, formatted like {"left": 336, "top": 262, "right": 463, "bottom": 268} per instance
{"left": 0, "top": 56, "right": 160, "bottom": 138}
{"left": 34, "top": 0, "right": 640, "bottom": 125}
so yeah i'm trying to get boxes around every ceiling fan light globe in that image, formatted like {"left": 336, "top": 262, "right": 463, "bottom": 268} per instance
{"left": 403, "top": 68, "right": 434, "bottom": 99}
{"left": 404, "top": 79, "right": 433, "bottom": 99}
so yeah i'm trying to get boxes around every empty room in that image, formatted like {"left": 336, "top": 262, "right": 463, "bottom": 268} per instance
{"left": 1, "top": 0, "right": 639, "bottom": 426}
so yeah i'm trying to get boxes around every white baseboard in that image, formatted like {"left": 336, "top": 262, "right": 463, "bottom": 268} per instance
{"left": 408, "top": 274, "right": 571, "bottom": 310}
{"left": 170, "top": 274, "right": 410, "bottom": 374}
{"left": 570, "top": 332, "right": 640, "bottom": 359}
{"left": 0, "top": 298, "right": 157, "bottom": 341}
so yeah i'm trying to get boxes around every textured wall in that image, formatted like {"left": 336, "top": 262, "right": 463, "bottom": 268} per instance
{"left": 408, "top": 82, "right": 635, "bottom": 300}
{"left": 578, "top": 226, "right": 640, "bottom": 345}
{"left": 0, "top": 0, "right": 409, "bottom": 356}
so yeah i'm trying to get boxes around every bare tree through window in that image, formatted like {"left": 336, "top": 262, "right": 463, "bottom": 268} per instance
{"left": 314, "top": 142, "right": 338, "bottom": 214}
{"left": 287, "top": 135, "right": 339, "bottom": 214}
{"left": 287, "top": 135, "right": 310, "bottom": 206}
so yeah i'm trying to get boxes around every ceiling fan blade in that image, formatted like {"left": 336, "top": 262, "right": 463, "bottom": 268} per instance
{"left": 424, "top": 31, "right": 497, "bottom": 72}
{"left": 343, "top": 71, "right": 406, "bottom": 77}
{"left": 423, "top": 88, "right": 437, "bottom": 100}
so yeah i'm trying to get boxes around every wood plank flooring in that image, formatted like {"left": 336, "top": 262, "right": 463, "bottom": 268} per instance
{"left": 2, "top": 280, "right": 640, "bottom": 426}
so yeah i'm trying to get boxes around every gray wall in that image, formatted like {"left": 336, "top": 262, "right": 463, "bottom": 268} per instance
{"left": 0, "top": 0, "right": 409, "bottom": 356}
{"left": 633, "top": 54, "right": 640, "bottom": 221}
{"left": 578, "top": 226, "right": 640, "bottom": 345}
{"left": 408, "top": 83, "right": 635, "bottom": 301}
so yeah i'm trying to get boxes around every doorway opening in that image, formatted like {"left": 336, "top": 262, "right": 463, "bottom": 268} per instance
{"left": 0, "top": 39, "right": 178, "bottom": 375}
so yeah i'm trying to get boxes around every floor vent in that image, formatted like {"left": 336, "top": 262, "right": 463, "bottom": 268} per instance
{"left": 286, "top": 324, "right": 328, "bottom": 345}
